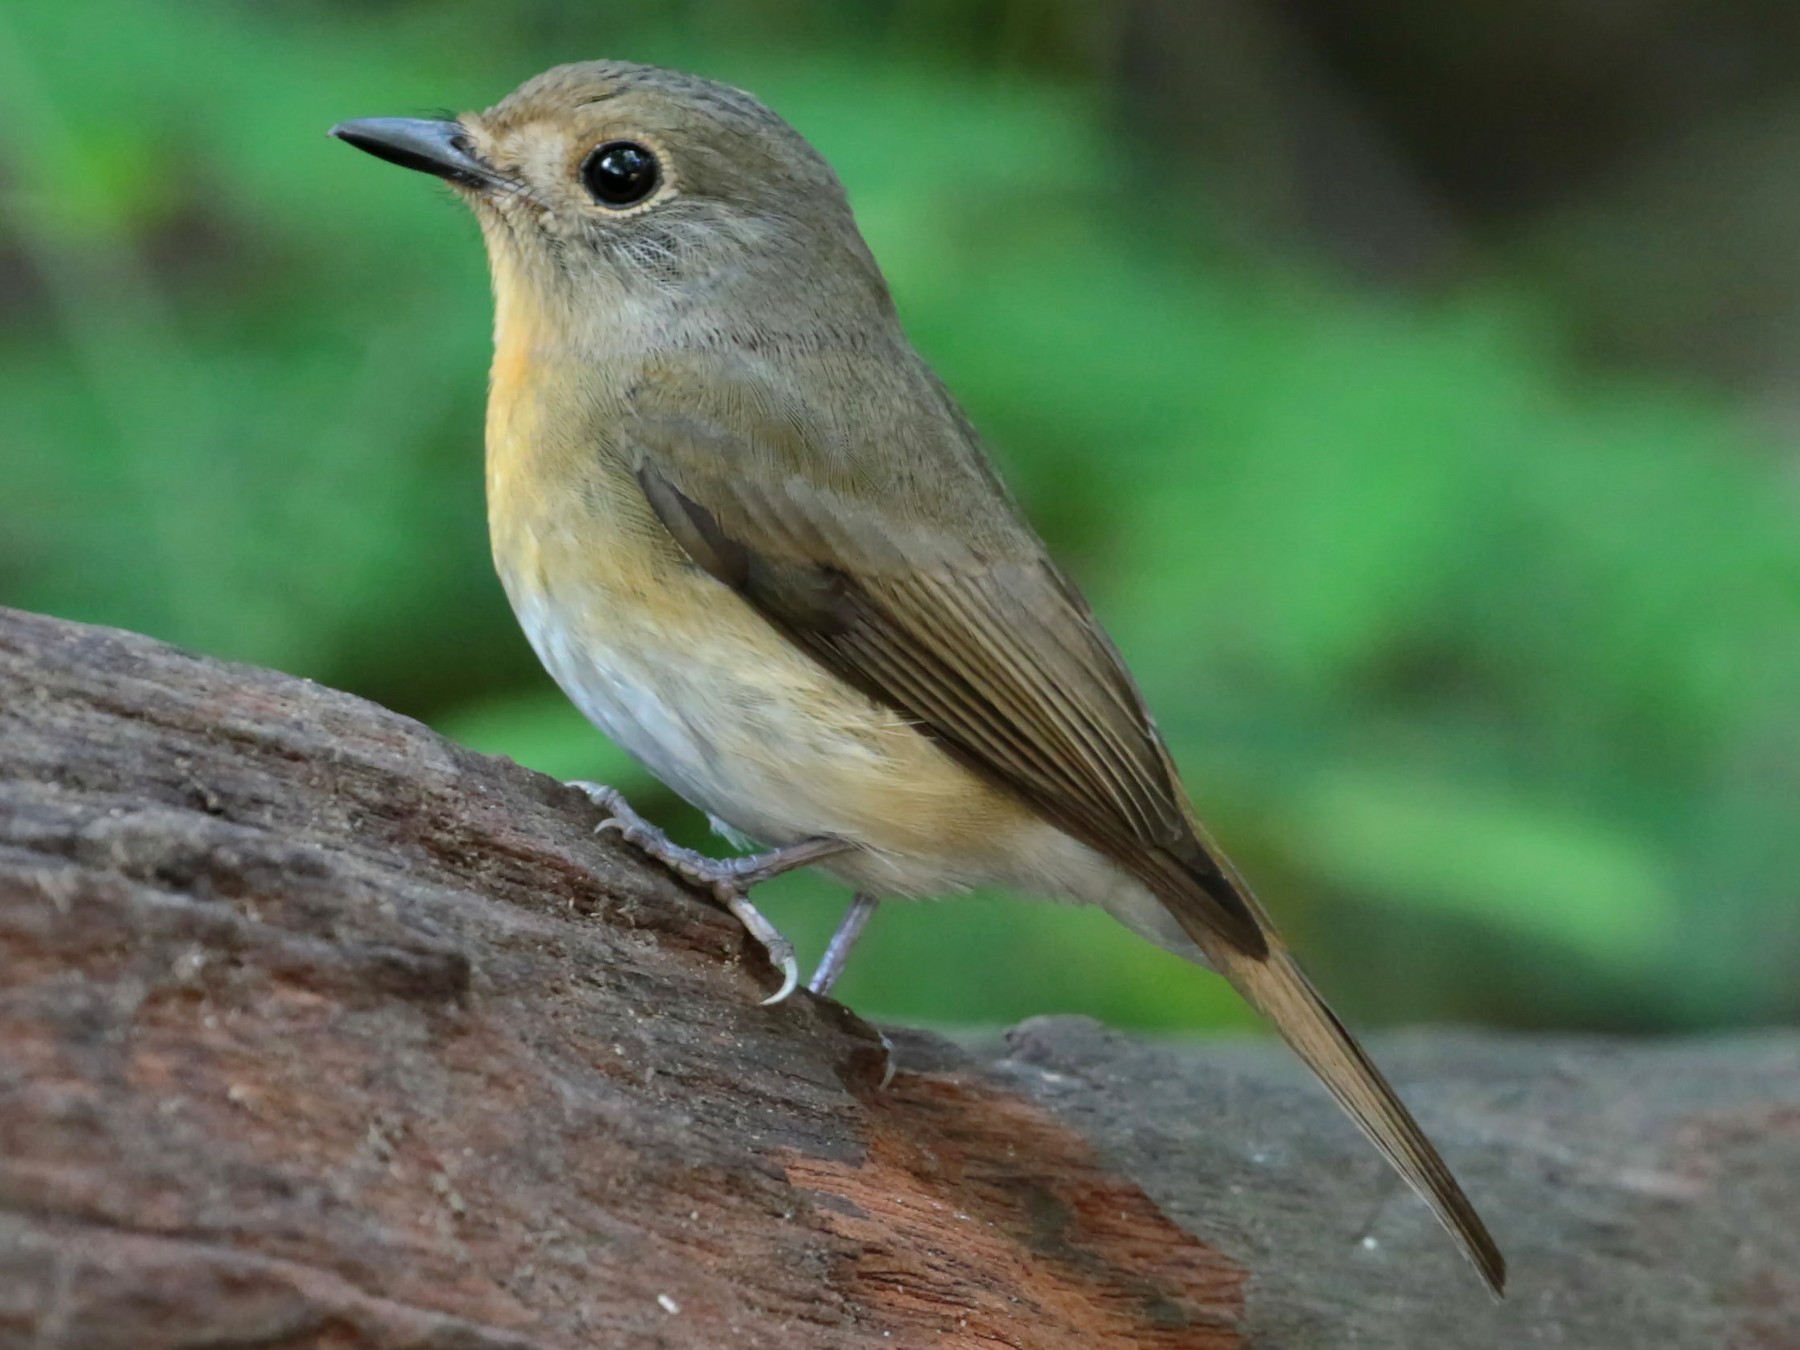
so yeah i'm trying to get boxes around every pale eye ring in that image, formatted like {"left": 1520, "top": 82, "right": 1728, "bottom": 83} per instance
{"left": 580, "top": 140, "right": 660, "bottom": 208}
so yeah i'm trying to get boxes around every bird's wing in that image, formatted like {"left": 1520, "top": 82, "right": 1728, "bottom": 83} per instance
{"left": 620, "top": 350, "right": 1506, "bottom": 1294}
{"left": 621, "top": 350, "right": 1266, "bottom": 957}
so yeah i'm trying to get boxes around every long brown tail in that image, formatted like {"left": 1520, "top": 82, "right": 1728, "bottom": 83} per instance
{"left": 1197, "top": 930, "right": 1507, "bottom": 1296}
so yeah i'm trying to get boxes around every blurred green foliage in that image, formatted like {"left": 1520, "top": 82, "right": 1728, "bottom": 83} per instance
{"left": 3, "top": 0, "right": 1796, "bottom": 1033}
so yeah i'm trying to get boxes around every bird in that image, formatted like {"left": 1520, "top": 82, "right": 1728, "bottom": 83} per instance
{"left": 331, "top": 60, "right": 1505, "bottom": 1295}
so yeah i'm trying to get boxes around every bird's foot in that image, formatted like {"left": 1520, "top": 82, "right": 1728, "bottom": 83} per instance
{"left": 570, "top": 781, "right": 850, "bottom": 1006}
{"left": 808, "top": 893, "right": 894, "bottom": 1089}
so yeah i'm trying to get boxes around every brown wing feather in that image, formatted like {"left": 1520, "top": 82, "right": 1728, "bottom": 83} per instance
{"left": 623, "top": 355, "right": 1504, "bottom": 1294}
{"left": 634, "top": 457, "right": 1266, "bottom": 957}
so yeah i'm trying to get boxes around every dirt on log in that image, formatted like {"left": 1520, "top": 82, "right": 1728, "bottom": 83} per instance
{"left": 0, "top": 605, "right": 1795, "bottom": 1349}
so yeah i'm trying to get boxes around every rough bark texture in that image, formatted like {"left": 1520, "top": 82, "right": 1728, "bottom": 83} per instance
{"left": 0, "top": 605, "right": 1795, "bottom": 1348}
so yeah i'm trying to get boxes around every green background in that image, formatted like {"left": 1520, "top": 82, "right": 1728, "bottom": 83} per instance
{"left": 4, "top": 0, "right": 1796, "bottom": 1035}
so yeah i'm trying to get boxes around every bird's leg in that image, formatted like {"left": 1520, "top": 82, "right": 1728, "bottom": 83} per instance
{"left": 571, "top": 782, "right": 851, "bottom": 1006}
{"left": 809, "top": 891, "right": 894, "bottom": 1088}
{"left": 809, "top": 892, "right": 881, "bottom": 997}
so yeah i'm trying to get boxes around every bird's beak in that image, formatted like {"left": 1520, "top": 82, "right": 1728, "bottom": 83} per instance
{"left": 329, "top": 118, "right": 497, "bottom": 189}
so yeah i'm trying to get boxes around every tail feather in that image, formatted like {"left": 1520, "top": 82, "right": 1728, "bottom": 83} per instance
{"left": 1203, "top": 936, "right": 1506, "bottom": 1295}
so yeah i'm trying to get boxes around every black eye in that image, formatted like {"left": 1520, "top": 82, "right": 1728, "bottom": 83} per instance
{"left": 580, "top": 141, "right": 660, "bottom": 208}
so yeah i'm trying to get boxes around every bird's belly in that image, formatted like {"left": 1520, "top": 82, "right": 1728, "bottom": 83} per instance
{"left": 507, "top": 571, "right": 1032, "bottom": 891}
{"left": 515, "top": 589, "right": 793, "bottom": 827}
{"left": 521, "top": 597, "right": 725, "bottom": 812}
{"left": 489, "top": 484, "right": 1177, "bottom": 920}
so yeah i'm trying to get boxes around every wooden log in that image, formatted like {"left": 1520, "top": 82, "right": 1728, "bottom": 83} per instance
{"left": 1, "top": 606, "right": 1794, "bottom": 1347}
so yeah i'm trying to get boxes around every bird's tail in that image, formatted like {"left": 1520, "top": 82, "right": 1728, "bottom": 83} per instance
{"left": 1196, "top": 928, "right": 1507, "bottom": 1296}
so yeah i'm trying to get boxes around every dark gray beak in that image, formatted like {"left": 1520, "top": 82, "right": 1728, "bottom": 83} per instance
{"left": 329, "top": 118, "right": 495, "bottom": 188}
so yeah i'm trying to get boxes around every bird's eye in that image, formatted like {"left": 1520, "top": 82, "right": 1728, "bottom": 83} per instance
{"left": 580, "top": 141, "right": 660, "bottom": 208}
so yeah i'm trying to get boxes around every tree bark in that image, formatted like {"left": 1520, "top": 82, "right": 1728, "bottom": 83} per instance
{"left": 1, "top": 605, "right": 1794, "bottom": 1348}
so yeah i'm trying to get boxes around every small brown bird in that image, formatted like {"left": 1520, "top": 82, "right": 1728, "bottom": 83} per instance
{"left": 332, "top": 61, "right": 1505, "bottom": 1294}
